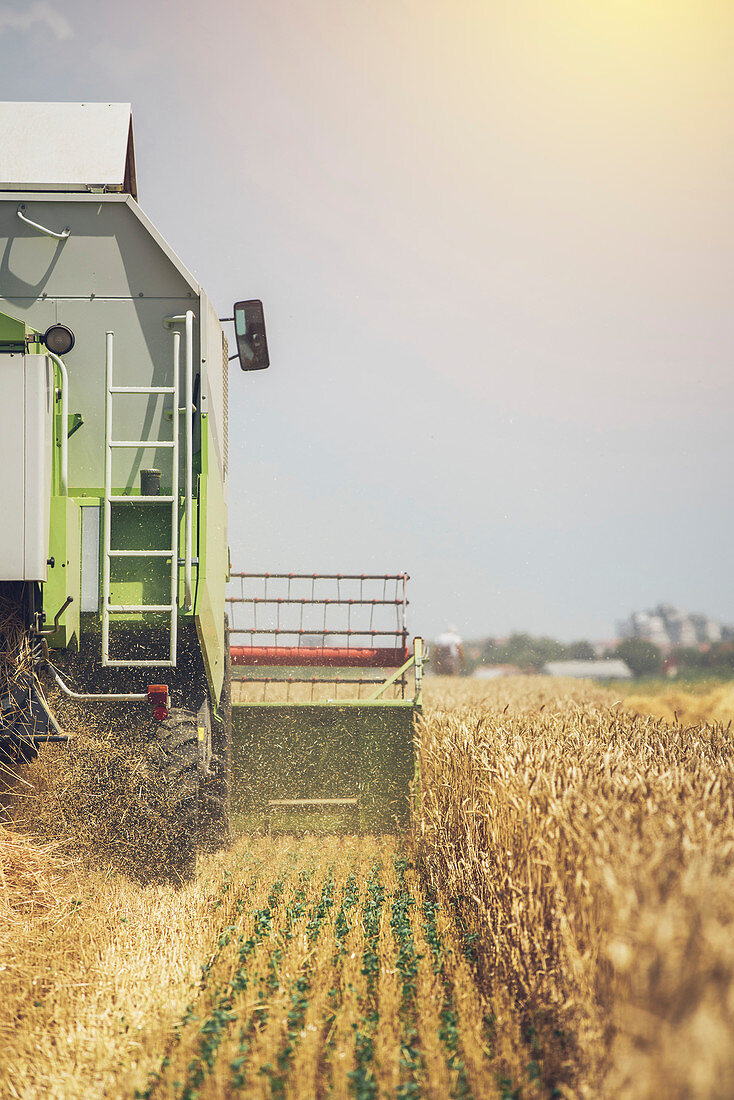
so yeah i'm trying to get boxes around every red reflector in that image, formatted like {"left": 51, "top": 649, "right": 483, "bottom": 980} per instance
{"left": 147, "top": 684, "right": 170, "bottom": 715}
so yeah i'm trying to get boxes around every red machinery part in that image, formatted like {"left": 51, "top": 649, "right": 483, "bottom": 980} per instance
{"left": 147, "top": 684, "right": 170, "bottom": 720}
{"left": 230, "top": 646, "right": 409, "bottom": 668}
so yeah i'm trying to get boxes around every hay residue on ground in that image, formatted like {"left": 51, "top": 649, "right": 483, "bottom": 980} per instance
{"left": 0, "top": 825, "right": 69, "bottom": 937}
{"left": 5, "top": 695, "right": 195, "bottom": 884}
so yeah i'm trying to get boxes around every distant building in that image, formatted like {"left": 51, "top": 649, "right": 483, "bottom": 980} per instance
{"left": 617, "top": 604, "right": 728, "bottom": 651}
{"left": 689, "top": 614, "right": 722, "bottom": 645}
{"left": 542, "top": 659, "right": 632, "bottom": 680}
{"left": 473, "top": 664, "right": 524, "bottom": 679}
{"left": 592, "top": 640, "right": 618, "bottom": 657}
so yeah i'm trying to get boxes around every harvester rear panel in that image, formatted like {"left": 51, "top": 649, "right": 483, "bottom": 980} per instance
{"left": 227, "top": 572, "right": 423, "bottom": 832}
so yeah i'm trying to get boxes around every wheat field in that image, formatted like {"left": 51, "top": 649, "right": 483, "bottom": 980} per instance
{"left": 0, "top": 677, "right": 733, "bottom": 1098}
{"left": 623, "top": 680, "right": 734, "bottom": 727}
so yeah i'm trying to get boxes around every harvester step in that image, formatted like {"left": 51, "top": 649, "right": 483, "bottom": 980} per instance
{"left": 108, "top": 495, "right": 175, "bottom": 504}
{"left": 110, "top": 440, "right": 175, "bottom": 448}
{"left": 107, "top": 549, "right": 174, "bottom": 557}
{"left": 267, "top": 797, "right": 360, "bottom": 834}
{"left": 110, "top": 385, "right": 175, "bottom": 394}
{"left": 104, "top": 659, "right": 177, "bottom": 668}
{"left": 107, "top": 603, "right": 174, "bottom": 613}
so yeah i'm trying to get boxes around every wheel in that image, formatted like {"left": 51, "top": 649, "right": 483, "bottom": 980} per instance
{"left": 0, "top": 732, "right": 37, "bottom": 769}
{"left": 139, "top": 709, "right": 200, "bottom": 883}
{"left": 198, "top": 619, "right": 233, "bottom": 852}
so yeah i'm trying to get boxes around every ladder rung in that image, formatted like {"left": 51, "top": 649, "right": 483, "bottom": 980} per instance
{"left": 108, "top": 549, "right": 173, "bottom": 557}
{"left": 110, "top": 440, "right": 175, "bottom": 448}
{"left": 110, "top": 386, "right": 175, "bottom": 394}
{"left": 108, "top": 495, "right": 175, "bottom": 504}
{"left": 105, "top": 659, "right": 177, "bottom": 668}
{"left": 107, "top": 604, "right": 174, "bottom": 613}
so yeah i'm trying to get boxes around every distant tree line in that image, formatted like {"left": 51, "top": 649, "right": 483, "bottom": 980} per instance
{"left": 666, "top": 641, "right": 734, "bottom": 673}
{"left": 470, "top": 633, "right": 734, "bottom": 678}
{"left": 478, "top": 633, "right": 596, "bottom": 672}
{"left": 606, "top": 638, "right": 734, "bottom": 677}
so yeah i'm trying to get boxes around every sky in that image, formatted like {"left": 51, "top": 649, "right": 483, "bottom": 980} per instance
{"left": 2, "top": 0, "right": 734, "bottom": 641}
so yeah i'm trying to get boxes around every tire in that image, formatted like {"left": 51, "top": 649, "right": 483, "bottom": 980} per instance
{"left": 139, "top": 709, "right": 200, "bottom": 883}
{"left": 198, "top": 620, "right": 233, "bottom": 852}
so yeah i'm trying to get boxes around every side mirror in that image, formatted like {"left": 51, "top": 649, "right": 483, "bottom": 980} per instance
{"left": 234, "top": 300, "right": 269, "bottom": 371}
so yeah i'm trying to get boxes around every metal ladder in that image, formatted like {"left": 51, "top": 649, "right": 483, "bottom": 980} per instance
{"left": 101, "top": 329, "right": 180, "bottom": 668}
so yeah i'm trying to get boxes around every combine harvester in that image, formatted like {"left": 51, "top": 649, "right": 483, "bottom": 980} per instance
{"left": 0, "top": 103, "right": 422, "bottom": 875}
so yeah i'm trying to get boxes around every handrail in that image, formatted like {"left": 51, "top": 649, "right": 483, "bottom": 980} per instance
{"left": 16, "top": 203, "right": 70, "bottom": 240}
{"left": 413, "top": 636, "right": 424, "bottom": 706}
{"left": 47, "top": 661, "right": 146, "bottom": 702}
{"left": 227, "top": 597, "right": 404, "bottom": 606}
{"left": 102, "top": 333, "right": 114, "bottom": 666}
{"left": 230, "top": 572, "right": 409, "bottom": 581}
{"left": 164, "top": 311, "right": 194, "bottom": 610}
{"left": 169, "top": 328, "right": 181, "bottom": 656}
{"left": 46, "top": 351, "right": 68, "bottom": 494}
{"left": 184, "top": 309, "right": 193, "bottom": 610}
{"left": 229, "top": 628, "right": 402, "bottom": 636}
{"left": 366, "top": 652, "right": 416, "bottom": 701}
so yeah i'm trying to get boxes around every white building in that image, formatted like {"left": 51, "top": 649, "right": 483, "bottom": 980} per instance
{"left": 542, "top": 659, "right": 632, "bottom": 680}
{"left": 618, "top": 604, "right": 725, "bottom": 650}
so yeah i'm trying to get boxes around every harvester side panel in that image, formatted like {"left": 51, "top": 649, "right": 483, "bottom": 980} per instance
{"left": 194, "top": 416, "right": 228, "bottom": 704}
{"left": 200, "top": 297, "right": 227, "bottom": 491}
{"left": 46, "top": 497, "right": 81, "bottom": 648}
{"left": 0, "top": 352, "right": 53, "bottom": 580}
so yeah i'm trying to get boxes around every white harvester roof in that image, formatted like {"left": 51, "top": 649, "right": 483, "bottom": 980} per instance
{"left": 0, "top": 102, "right": 136, "bottom": 198}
